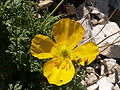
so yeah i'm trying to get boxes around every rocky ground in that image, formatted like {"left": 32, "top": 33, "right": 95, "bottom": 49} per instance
{"left": 35, "top": 0, "right": 120, "bottom": 90}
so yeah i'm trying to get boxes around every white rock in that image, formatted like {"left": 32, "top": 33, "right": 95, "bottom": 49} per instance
{"left": 109, "top": 72, "right": 117, "bottom": 84}
{"left": 97, "top": 77, "right": 114, "bottom": 90}
{"left": 78, "top": 19, "right": 93, "bottom": 43}
{"left": 36, "top": 0, "right": 53, "bottom": 10}
{"left": 101, "top": 59, "right": 120, "bottom": 83}
{"left": 113, "top": 84, "right": 120, "bottom": 90}
{"left": 104, "top": 58, "right": 116, "bottom": 74}
{"left": 85, "top": 73, "right": 98, "bottom": 85}
{"left": 86, "top": 67, "right": 95, "bottom": 73}
{"left": 92, "top": 22, "right": 120, "bottom": 58}
{"left": 115, "top": 64, "right": 120, "bottom": 82}
{"left": 81, "top": 80, "right": 87, "bottom": 86}
{"left": 87, "top": 84, "right": 99, "bottom": 90}
{"left": 77, "top": 0, "right": 108, "bottom": 25}
{"left": 104, "top": 58, "right": 116, "bottom": 64}
{"left": 100, "top": 65, "right": 105, "bottom": 75}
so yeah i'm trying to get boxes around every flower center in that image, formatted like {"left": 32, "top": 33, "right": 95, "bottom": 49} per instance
{"left": 61, "top": 50, "right": 69, "bottom": 58}
{"left": 57, "top": 43, "right": 72, "bottom": 59}
{"left": 52, "top": 42, "right": 73, "bottom": 60}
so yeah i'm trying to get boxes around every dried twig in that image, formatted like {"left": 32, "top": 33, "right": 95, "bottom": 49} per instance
{"left": 100, "top": 37, "right": 120, "bottom": 53}
{"left": 97, "top": 30, "right": 120, "bottom": 45}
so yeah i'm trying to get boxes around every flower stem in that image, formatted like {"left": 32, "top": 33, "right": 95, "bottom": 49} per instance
{"left": 40, "top": 0, "right": 64, "bottom": 27}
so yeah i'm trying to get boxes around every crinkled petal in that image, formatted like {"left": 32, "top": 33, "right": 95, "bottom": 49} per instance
{"left": 73, "top": 41, "right": 100, "bottom": 66}
{"left": 43, "top": 58, "right": 75, "bottom": 86}
{"left": 30, "top": 35, "right": 55, "bottom": 59}
{"left": 52, "top": 18, "right": 84, "bottom": 49}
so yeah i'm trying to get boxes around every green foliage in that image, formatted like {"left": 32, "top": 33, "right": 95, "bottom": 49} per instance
{"left": 0, "top": 0, "right": 86, "bottom": 89}
{"left": 8, "top": 81, "right": 22, "bottom": 90}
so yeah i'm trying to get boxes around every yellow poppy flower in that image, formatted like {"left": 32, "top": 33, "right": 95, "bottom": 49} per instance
{"left": 30, "top": 18, "right": 99, "bottom": 86}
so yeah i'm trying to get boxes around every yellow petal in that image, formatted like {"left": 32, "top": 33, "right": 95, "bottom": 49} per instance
{"left": 73, "top": 41, "right": 100, "bottom": 66}
{"left": 43, "top": 58, "right": 75, "bottom": 86}
{"left": 52, "top": 18, "right": 84, "bottom": 49}
{"left": 30, "top": 35, "right": 55, "bottom": 59}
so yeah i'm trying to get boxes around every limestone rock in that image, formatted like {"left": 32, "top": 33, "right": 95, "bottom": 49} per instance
{"left": 87, "top": 84, "right": 98, "bottom": 90}
{"left": 109, "top": 72, "right": 118, "bottom": 84}
{"left": 86, "top": 67, "right": 95, "bottom": 73}
{"left": 115, "top": 64, "right": 120, "bottom": 82}
{"left": 103, "top": 58, "right": 116, "bottom": 73}
{"left": 76, "top": 0, "right": 108, "bottom": 25}
{"left": 113, "top": 84, "right": 120, "bottom": 90}
{"left": 81, "top": 80, "right": 87, "bottom": 86}
{"left": 97, "top": 77, "right": 114, "bottom": 90}
{"left": 77, "top": 19, "right": 93, "bottom": 43}
{"left": 85, "top": 73, "right": 98, "bottom": 85}
{"left": 100, "top": 65, "right": 105, "bottom": 75}
{"left": 92, "top": 22, "right": 120, "bottom": 58}
{"left": 36, "top": 0, "right": 53, "bottom": 10}
{"left": 90, "top": 0, "right": 109, "bottom": 25}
